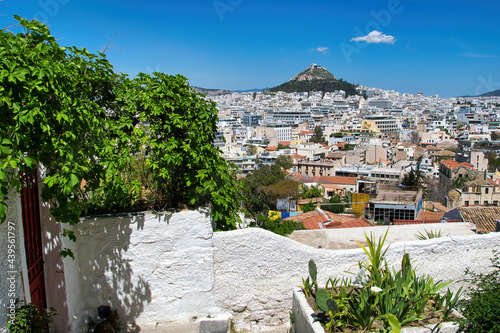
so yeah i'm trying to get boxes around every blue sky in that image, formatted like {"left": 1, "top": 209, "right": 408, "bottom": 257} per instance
{"left": 2, "top": 0, "right": 500, "bottom": 97}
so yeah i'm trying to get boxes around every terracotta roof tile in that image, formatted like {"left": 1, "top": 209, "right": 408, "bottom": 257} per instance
{"left": 326, "top": 218, "right": 373, "bottom": 229}
{"left": 317, "top": 176, "right": 357, "bottom": 185}
{"left": 458, "top": 206, "right": 500, "bottom": 233}
{"left": 440, "top": 159, "right": 477, "bottom": 171}
{"left": 415, "top": 210, "right": 445, "bottom": 221}
{"left": 393, "top": 220, "right": 443, "bottom": 225}
{"left": 284, "top": 210, "right": 373, "bottom": 230}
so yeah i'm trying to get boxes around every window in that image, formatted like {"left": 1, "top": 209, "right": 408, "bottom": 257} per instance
{"left": 484, "top": 201, "right": 489, "bottom": 206}
{"left": 474, "top": 201, "right": 480, "bottom": 205}
{"left": 465, "top": 201, "right": 469, "bottom": 207}
{"left": 485, "top": 188, "right": 489, "bottom": 194}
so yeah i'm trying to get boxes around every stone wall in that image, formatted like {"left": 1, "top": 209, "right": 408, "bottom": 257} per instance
{"left": 212, "top": 228, "right": 500, "bottom": 332}
{"left": 62, "top": 209, "right": 224, "bottom": 332}
{"left": 6, "top": 206, "right": 499, "bottom": 333}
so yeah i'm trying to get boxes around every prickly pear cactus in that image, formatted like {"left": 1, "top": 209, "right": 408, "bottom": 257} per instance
{"left": 316, "top": 289, "right": 330, "bottom": 312}
{"left": 326, "top": 298, "right": 338, "bottom": 314}
{"left": 309, "top": 259, "right": 317, "bottom": 283}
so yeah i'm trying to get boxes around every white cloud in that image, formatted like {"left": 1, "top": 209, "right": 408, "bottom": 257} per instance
{"left": 463, "top": 52, "right": 497, "bottom": 58}
{"left": 350, "top": 30, "right": 396, "bottom": 44}
{"left": 315, "top": 47, "right": 328, "bottom": 54}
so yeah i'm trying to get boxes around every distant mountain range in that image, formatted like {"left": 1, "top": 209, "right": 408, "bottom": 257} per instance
{"left": 267, "top": 64, "right": 358, "bottom": 96}
{"left": 478, "top": 89, "right": 500, "bottom": 97}
{"left": 233, "top": 88, "right": 270, "bottom": 93}
{"left": 193, "top": 67, "right": 500, "bottom": 98}
{"left": 192, "top": 86, "right": 232, "bottom": 96}
{"left": 192, "top": 64, "right": 359, "bottom": 97}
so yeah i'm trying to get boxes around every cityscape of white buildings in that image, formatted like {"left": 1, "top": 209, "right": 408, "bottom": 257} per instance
{"left": 209, "top": 85, "right": 500, "bottom": 210}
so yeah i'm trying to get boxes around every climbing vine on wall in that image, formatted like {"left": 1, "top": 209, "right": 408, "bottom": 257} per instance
{"left": 0, "top": 16, "right": 240, "bottom": 256}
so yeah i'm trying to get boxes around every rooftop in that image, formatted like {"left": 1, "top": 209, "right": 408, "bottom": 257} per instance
{"left": 288, "top": 223, "right": 477, "bottom": 250}
{"left": 458, "top": 206, "right": 500, "bottom": 233}
{"left": 373, "top": 190, "right": 420, "bottom": 204}
{"left": 440, "top": 159, "right": 476, "bottom": 171}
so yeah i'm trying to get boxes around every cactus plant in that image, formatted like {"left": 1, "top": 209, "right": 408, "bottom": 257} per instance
{"left": 326, "top": 298, "right": 338, "bottom": 314}
{"left": 309, "top": 259, "right": 318, "bottom": 291}
{"left": 315, "top": 289, "right": 330, "bottom": 312}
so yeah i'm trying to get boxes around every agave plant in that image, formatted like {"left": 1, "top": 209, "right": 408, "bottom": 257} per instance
{"left": 415, "top": 229, "right": 443, "bottom": 240}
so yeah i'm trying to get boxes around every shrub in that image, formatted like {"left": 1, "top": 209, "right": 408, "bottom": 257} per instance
{"left": 255, "top": 215, "right": 305, "bottom": 236}
{"left": 301, "top": 201, "right": 317, "bottom": 213}
{"left": 457, "top": 250, "right": 500, "bottom": 332}
{"left": 7, "top": 304, "right": 55, "bottom": 333}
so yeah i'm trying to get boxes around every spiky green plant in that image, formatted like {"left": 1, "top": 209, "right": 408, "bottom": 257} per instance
{"left": 415, "top": 229, "right": 443, "bottom": 240}
{"left": 357, "top": 228, "right": 390, "bottom": 287}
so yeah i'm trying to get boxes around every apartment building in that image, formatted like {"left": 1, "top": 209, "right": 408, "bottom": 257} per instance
{"left": 447, "top": 179, "right": 500, "bottom": 208}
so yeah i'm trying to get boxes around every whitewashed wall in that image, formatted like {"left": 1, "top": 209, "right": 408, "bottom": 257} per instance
{"left": 44, "top": 209, "right": 500, "bottom": 333}
{"left": 62, "top": 209, "right": 224, "bottom": 332}
{"left": 0, "top": 189, "right": 29, "bottom": 333}
{"left": 212, "top": 228, "right": 500, "bottom": 332}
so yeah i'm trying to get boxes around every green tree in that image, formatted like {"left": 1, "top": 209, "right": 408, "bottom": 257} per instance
{"left": 300, "top": 184, "right": 323, "bottom": 199}
{"left": 262, "top": 179, "right": 300, "bottom": 210}
{"left": 246, "top": 145, "right": 258, "bottom": 155}
{"left": 451, "top": 171, "right": 478, "bottom": 191}
{"left": 321, "top": 194, "right": 345, "bottom": 214}
{"left": 310, "top": 125, "right": 326, "bottom": 144}
{"left": 240, "top": 164, "right": 285, "bottom": 216}
{"left": 254, "top": 215, "right": 305, "bottom": 236}
{"left": 486, "top": 151, "right": 500, "bottom": 172}
{"left": 0, "top": 16, "right": 240, "bottom": 240}
{"left": 0, "top": 16, "right": 135, "bottom": 234}
{"left": 301, "top": 201, "right": 317, "bottom": 213}
{"left": 275, "top": 154, "right": 293, "bottom": 170}
{"left": 118, "top": 72, "right": 240, "bottom": 229}
{"left": 401, "top": 168, "right": 422, "bottom": 188}
{"left": 277, "top": 142, "right": 291, "bottom": 150}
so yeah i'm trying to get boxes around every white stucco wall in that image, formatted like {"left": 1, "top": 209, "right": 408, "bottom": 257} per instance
{"left": 42, "top": 208, "right": 500, "bottom": 333}
{"left": 0, "top": 189, "right": 29, "bottom": 333}
{"left": 62, "top": 209, "right": 224, "bottom": 332}
{"left": 212, "top": 228, "right": 500, "bottom": 332}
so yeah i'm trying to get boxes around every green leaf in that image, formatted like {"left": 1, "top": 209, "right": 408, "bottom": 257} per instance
{"left": 385, "top": 313, "right": 401, "bottom": 333}
{"left": 315, "top": 289, "right": 331, "bottom": 312}
{"left": 69, "top": 174, "right": 79, "bottom": 188}
{"left": 60, "top": 248, "right": 75, "bottom": 260}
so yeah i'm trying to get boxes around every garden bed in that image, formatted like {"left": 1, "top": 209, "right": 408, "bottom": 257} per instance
{"left": 293, "top": 230, "right": 463, "bottom": 333}
{"left": 292, "top": 288, "right": 460, "bottom": 333}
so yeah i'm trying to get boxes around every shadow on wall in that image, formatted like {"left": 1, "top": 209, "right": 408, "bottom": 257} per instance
{"left": 41, "top": 204, "right": 70, "bottom": 333}
{"left": 72, "top": 214, "right": 152, "bottom": 332}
